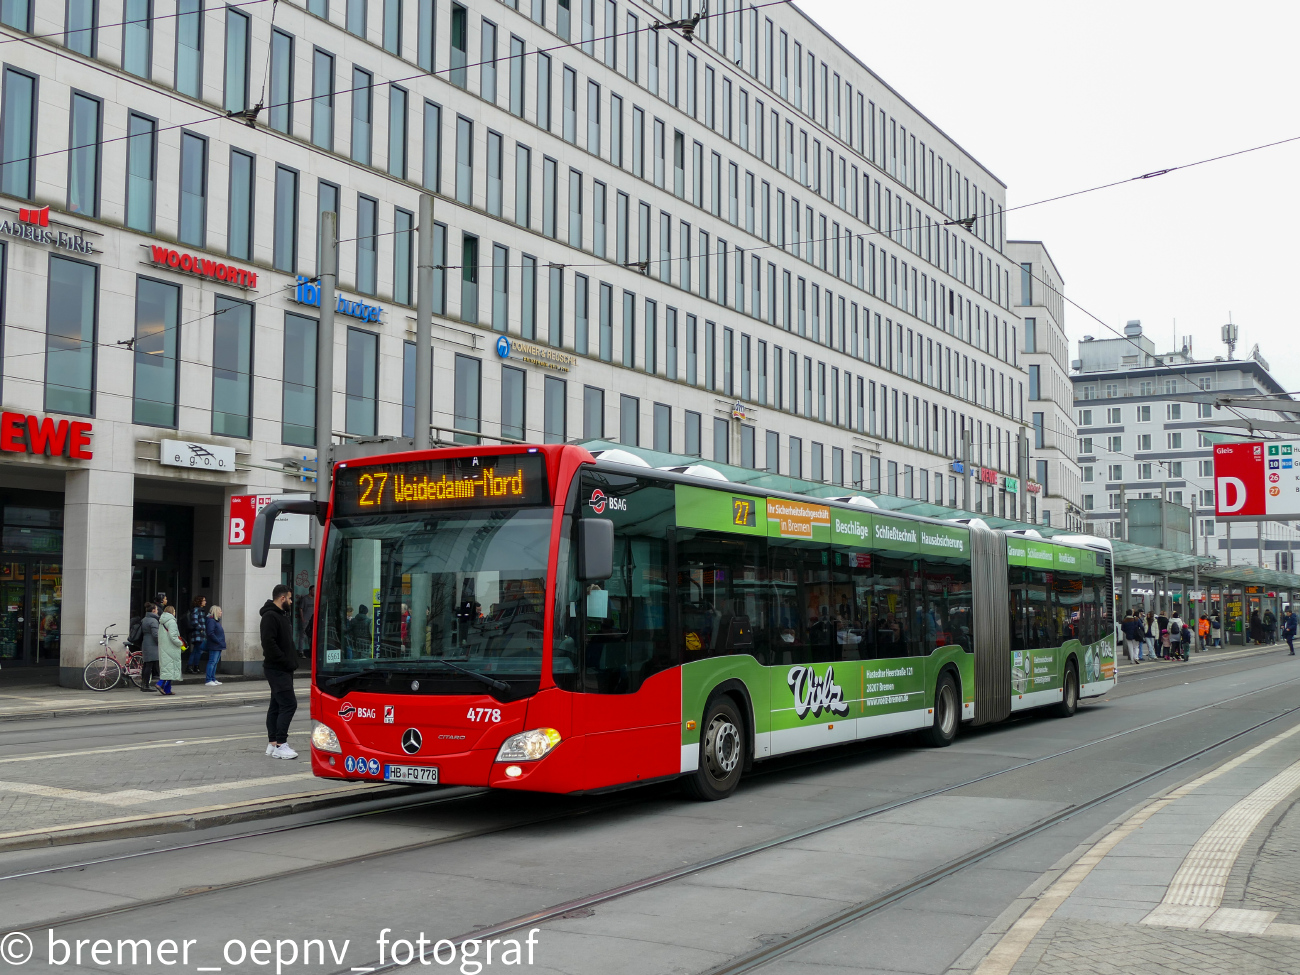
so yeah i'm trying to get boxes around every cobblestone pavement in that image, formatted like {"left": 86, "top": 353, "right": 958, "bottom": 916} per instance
{"left": 1009, "top": 917, "right": 1300, "bottom": 975}
{"left": 957, "top": 721, "right": 1300, "bottom": 975}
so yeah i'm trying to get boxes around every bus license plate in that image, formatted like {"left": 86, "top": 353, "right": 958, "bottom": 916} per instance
{"left": 384, "top": 765, "right": 439, "bottom": 784}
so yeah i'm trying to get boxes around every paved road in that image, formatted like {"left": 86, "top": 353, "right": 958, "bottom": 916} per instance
{"left": 0, "top": 650, "right": 1298, "bottom": 975}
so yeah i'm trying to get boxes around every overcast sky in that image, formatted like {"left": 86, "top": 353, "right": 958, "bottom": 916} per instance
{"left": 796, "top": 0, "right": 1300, "bottom": 393}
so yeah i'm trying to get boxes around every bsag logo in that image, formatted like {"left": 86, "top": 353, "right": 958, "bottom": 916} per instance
{"left": 384, "top": 705, "right": 395, "bottom": 724}
{"left": 787, "top": 665, "right": 850, "bottom": 720}
{"left": 338, "top": 704, "right": 377, "bottom": 722}
{"left": 587, "top": 489, "right": 627, "bottom": 515}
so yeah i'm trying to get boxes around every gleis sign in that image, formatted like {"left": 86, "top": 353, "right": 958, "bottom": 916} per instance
{"left": 1213, "top": 441, "right": 1300, "bottom": 521}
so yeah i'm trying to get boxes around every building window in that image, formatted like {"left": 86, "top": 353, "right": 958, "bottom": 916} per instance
{"left": 131, "top": 277, "right": 180, "bottom": 427}
{"left": 480, "top": 19, "right": 497, "bottom": 103}
{"left": 422, "top": 99, "right": 441, "bottom": 191}
{"left": 1027, "top": 364, "right": 1039, "bottom": 401}
{"left": 347, "top": 0, "right": 367, "bottom": 36}
{"left": 317, "top": 179, "right": 338, "bottom": 273}
{"left": 1108, "top": 407, "right": 1122, "bottom": 423}
{"left": 351, "top": 66, "right": 373, "bottom": 164}
{"left": 393, "top": 207, "right": 413, "bottom": 305}
{"left": 1108, "top": 464, "right": 1123, "bottom": 481}
{"left": 224, "top": 8, "right": 250, "bottom": 112}
{"left": 343, "top": 327, "right": 378, "bottom": 436}
{"left": 383, "top": 0, "right": 401, "bottom": 53}
{"left": 356, "top": 195, "right": 378, "bottom": 295}
{"left": 0, "top": 67, "right": 36, "bottom": 199}
{"left": 67, "top": 92, "right": 101, "bottom": 217}
{"left": 521, "top": 255, "right": 537, "bottom": 340}
{"left": 536, "top": 52, "right": 552, "bottom": 129}
{"left": 1108, "top": 435, "right": 1122, "bottom": 452}
{"left": 1082, "top": 465, "right": 1093, "bottom": 482}
{"left": 788, "top": 436, "right": 802, "bottom": 478}
{"left": 501, "top": 365, "right": 526, "bottom": 440}
{"left": 713, "top": 417, "right": 729, "bottom": 463}
{"left": 226, "top": 148, "right": 254, "bottom": 260}
{"left": 273, "top": 165, "right": 298, "bottom": 273}
{"left": 45, "top": 255, "right": 98, "bottom": 417}
{"left": 1032, "top": 412, "right": 1044, "bottom": 449}
{"left": 66, "top": 0, "right": 98, "bottom": 56}
{"left": 515, "top": 144, "right": 531, "bottom": 227}
{"left": 402, "top": 341, "right": 417, "bottom": 437}
{"left": 264, "top": 29, "right": 294, "bottom": 133}
{"left": 544, "top": 376, "right": 566, "bottom": 443}
{"left": 282, "top": 313, "right": 316, "bottom": 446}
{"left": 653, "top": 403, "right": 671, "bottom": 451}
{"left": 510, "top": 35, "right": 526, "bottom": 116}
{"left": 1137, "top": 434, "right": 1150, "bottom": 451}
{"left": 1137, "top": 463, "right": 1152, "bottom": 480}
{"left": 388, "top": 84, "right": 408, "bottom": 178}
{"left": 684, "top": 410, "right": 701, "bottom": 455}
{"left": 460, "top": 233, "right": 479, "bottom": 322}
{"left": 124, "top": 113, "right": 156, "bottom": 232}
{"left": 453, "top": 353, "right": 481, "bottom": 443}
{"left": 1019, "top": 262, "right": 1032, "bottom": 305}
{"left": 174, "top": 0, "right": 201, "bottom": 96}
{"left": 455, "top": 115, "right": 473, "bottom": 204}
{"left": 1023, "top": 317, "right": 1035, "bottom": 352}
{"left": 178, "top": 132, "right": 207, "bottom": 246}
{"left": 491, "top": 244, "right": 508, "bottom": 332}
{"left": 583, "top": 385, "right": 604, "bottom": 438}
{"left": 450, "top": 3, "right": 468, "bottom": 87}
{"left": 1168, "top": 432, "right": 1183, "bottom": 450}
{"left": 123, "top": 0, "right": 152, "bottom": 78}
{"left": 212, "top": 296, "right": 253, "bottom": 438}
{"left": 621, "top": 394, "right": 640, "bottom": 445}
{"left": 312, "top": 48, "right": 334, "bottom": 149}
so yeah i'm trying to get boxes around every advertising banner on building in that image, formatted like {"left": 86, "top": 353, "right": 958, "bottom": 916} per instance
{"left": 1213, "top": 441, "right": 1300, "bottom": 521}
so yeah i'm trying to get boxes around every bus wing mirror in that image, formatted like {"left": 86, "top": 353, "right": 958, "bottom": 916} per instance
{"left": 577, "top": 518, "right": 614, "bottom": 582}
{"left": 251, "top": 500, "right": 327, "bottom": 568}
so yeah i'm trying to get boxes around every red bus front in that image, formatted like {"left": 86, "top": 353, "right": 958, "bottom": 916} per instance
{"left": 306, "top": 443, "right": 680, "bottom": 794}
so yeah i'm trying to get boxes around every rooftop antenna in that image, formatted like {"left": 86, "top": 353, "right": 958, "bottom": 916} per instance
{"left": 1221, "top": 313, "right": 1237, "bottom": 360}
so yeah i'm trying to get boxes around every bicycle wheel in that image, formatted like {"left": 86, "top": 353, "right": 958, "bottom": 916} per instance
{"left": 83, "top": 656, "right": 122, "bottom": 692}
{"left": 123, "top": 651, "right": 143, "bottom": 688}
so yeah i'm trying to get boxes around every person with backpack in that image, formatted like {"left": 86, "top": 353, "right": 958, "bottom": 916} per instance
{"left": 204, "top": 606, "right": 226, "bottom": 686}
{"left": 138, "top": 602, "right": 160, "bottom": 692}
{"left": 1168, "top": 613, "right": 1186, "bottom": 661}
{"left": 1283, "top": 606, "right": 1297, "bottom": 656}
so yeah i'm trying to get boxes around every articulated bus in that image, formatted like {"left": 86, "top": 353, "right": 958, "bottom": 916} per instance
{"left": 254, "top": 443, "right": 1116, "bottom": 801}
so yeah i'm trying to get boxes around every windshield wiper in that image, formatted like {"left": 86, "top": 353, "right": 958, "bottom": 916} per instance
{"left": 428, "top": 657, "right": 511, "bottom": 691}
{"left": 325, "top": 665, "right": 425, "bottom": 689}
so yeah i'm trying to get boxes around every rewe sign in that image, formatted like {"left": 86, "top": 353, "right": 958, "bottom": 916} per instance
{"left": 1213, "top": 441, "right": 1300, "bottom": 521}
{"left": 0, "top": 412, "right": 93, "bottom": 458}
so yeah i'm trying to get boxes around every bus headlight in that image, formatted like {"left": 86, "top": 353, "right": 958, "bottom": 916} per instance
{"left": 311, "top": 721, "right": 342, "bottom": 753}
{"left": 496, "top": 728, "right": 562, "bottom": 762}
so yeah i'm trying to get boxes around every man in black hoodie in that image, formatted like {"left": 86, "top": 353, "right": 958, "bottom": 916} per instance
{"left": 261, "top": 584, "right": 299, "bottom": 759}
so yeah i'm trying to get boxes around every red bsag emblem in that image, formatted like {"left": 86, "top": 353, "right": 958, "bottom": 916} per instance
{"left": 339, "top": 703, "right": 356, "bottom": 721}
{"left": 588, "top": 489, "right": 607, "bottom": 514}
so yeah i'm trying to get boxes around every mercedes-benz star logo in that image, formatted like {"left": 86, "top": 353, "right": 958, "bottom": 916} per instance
{"left": 401, "top": 728, "right": 423, "bottom": 754}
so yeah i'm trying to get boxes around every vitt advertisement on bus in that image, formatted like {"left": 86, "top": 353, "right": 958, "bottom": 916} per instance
{"left": 1213, "top": 440, "right": 1300, "bottom": 521}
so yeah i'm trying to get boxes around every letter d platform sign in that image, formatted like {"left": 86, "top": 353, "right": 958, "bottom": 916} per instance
{"left": 1213, "top": 440, "right": 1300, "bottom": 521}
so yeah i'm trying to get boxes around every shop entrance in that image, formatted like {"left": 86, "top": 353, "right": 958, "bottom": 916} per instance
{"left": 0, "top": 559, "right": 62, "bottom": 667}
{"left": 129, "top": 503, "right": 194, "bottom": 620}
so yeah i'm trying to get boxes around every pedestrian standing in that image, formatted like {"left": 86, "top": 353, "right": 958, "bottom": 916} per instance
{"left": 204, "top": 606, "right": 226, "bottom": 685}
{"left": 1212, "top": 613, "right": 1221, "bottom": 647}
{"left": 1282, "top": 605, "right": 1297, "bottom": 656}
{"left": 186, "top": 595, "right": 208, "bottom": 673}
{"left": 156, "top": 605, "right": 185, "bottom": 695}
{"left": 139, "top": 602, "right": 160, "bottom": 691}
{"left": 261, "top": 584, "right": 299, "bottom": 759}
{"left": 1143, "top": 611, "right": 1156, "bottom": 661}
{"left": 1198, "top": 614, "right": 1210, "bottom": 653}
{"left": 1169, "top": 613, "right": 1186, "bottom": 661}
{"left": 1264, "top": 609, "right": 1277, "bottom": 644}
{"left": 1250, "top": 609, "right": 1263, "bottom": 645}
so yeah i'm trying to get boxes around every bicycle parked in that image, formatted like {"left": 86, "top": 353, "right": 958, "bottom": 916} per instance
{"left": 83, "top": 624, "right": 144, "bottom": 691}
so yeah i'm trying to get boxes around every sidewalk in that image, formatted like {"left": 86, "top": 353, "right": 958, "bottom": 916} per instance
{"left": 0, "top": 674, "right": 313, "bottom": 722}
{"left": 951, "top": 718, "right": 1300, "bottom": 975}
{"left": 1116, "top": 638, "right": 1293, "bottom": 677}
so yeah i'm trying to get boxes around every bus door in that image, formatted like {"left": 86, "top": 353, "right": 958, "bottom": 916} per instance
{"left": 570, "top": 473, "right": 681, "bottom": 789}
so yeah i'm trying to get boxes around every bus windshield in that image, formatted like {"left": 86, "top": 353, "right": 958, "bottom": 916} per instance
{"left": 317, "top": 508, "right": 553, "bottom": 692}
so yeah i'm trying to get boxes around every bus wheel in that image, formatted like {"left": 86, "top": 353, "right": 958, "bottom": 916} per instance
{"left": 682, "top": 697, "right": 746, "bottom": 801}
{"left": 920, "top": 672, "right": 959, "bottom": 748}
{"left": 1054, "top": 662, "right": 1079, "bottom": 718}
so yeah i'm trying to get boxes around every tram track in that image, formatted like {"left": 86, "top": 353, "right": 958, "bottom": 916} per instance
{"left": 10, "top": 667, "right": 1300, "bottom": 950}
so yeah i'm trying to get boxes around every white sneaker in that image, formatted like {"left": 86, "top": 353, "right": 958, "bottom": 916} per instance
{"left": 265, "top": 743, "right": 277, "bottom": 756}
{"left": 205, "top": 680, "right": 220, "bottom": 686}
{"left": 271, "top": 744, "right": 298, "bottom": 760}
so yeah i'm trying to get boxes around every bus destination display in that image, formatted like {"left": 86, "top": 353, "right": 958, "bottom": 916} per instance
{"left": 334, "top": 454, "right": 549, "bottom": 514}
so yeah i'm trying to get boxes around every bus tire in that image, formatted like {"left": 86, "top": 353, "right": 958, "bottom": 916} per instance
{"left": 920, "top": 672, "right": 959, "bottom": 748}
{"left": 1054, "top": 661, "right": 1079, "bottom": 718}
{"left": 681, "top": 696, "right": 747, "bottom": 801}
